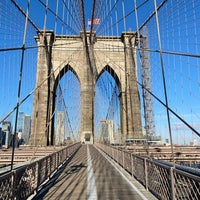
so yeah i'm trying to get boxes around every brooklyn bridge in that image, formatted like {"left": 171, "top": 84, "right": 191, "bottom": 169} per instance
{"left": 0, "top": 0, "right": 200, "bottom": 199}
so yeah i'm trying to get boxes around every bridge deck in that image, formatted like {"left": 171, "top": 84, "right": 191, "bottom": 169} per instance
{"left": 31, "top": 145, "right": 156, "bottom": 200}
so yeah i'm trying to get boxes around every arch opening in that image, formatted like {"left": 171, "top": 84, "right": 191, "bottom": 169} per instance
{"left": 52, "top": 65, "right": 81, "bottom": 145}
{"left": 94, "top": 65, "right": 122, "bottom": 144}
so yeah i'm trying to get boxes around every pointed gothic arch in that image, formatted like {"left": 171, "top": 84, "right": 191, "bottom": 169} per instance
{"left": 50, "top": 64, "right": 80, "bottom": 145}
{"left": 96, "top": 65, "right": 121, "bottom": 91}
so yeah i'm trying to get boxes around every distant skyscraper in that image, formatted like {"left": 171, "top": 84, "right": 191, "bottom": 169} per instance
{"left": 17, "top": 111, "right": 24, "bottom": 132}
{"left": 2, "top": 121, "right": 12, "bottom": 148}
{"left": 101, "top": 120, "right": 114, "bottom": 144}
{"left": 55, "top": 111, "right": 65, "bottom": 145}
{"left": 22, "top": 114, "right": 31, "bottom": 144}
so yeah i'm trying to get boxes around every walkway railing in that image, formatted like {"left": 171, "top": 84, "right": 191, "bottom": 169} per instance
{"left": 96, "top": 143, "right": 200, "bottom": 200}
{"left": 0, "top": 142, "right": 81, "bottom": 200}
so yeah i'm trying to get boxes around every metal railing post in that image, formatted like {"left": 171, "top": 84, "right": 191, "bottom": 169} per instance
{"left": 170, "top": 167, "right": 175, "bottom": 200}
{"left": 112, "top": 146, "right": 114, "bottom": 159}
{"left": 144, "top": 158, "right": 148, "bottom": 191}
{"left": 11, "top": 171, "right": 15, "bottom": 199}
{"left": 35, "top": 161, "right": 40, "bottom": 192}
{"left": 56, "top": 151, "right": 59, "bottom": 169}
{"left": 131, "top": 154, "right": 133, "bottom": 177}
{"left": 117, "top": 147, "right": 119, "bottom": 164}
{"left": 123, "top": 151, "right": 125, "bottom": 168}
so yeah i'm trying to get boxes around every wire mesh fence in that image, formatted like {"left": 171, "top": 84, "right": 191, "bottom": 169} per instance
{"left": 0, "top": 142, "right": 81, "bottom": 200}
{"left": 96, "top": 143, "right": 200, "bottom": 200}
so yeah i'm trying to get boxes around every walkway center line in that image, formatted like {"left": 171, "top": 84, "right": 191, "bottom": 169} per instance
{"left": 87, "top": 145, "right": 97, "bottom": 200}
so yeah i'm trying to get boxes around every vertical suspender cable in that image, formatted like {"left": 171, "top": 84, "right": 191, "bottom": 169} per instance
{"left": 69, "top": 0, "right": 72, "bottom": 33}
{"left": 54, "top": 0, "right": 59, "bottom": 34}
{"left": 134, "top": 0, "right": 149, "bottom": 155}
{"left": 133, "top": 0, "right": 139, "bottom": 86}
{"left": 153, "top": 0, "right": 175, "bottom": 165}
{"left": 110, "top": 0, "right": 113, "bottom": 36}
{"left": 43, "top": 0, "right": 48, "bottom": 32}
{"left": 90, "top": 0, "right": 96, "bottom": 40}
{"left": 66, "top": 0, "right": 70, "bottom": 34}
{"left": 103, "top": 2, "right": 107, "bottom": 36}
{"left": 114, "top": 0, "right": 119, "bottom": 36}
{"left": 106, "top": 0, "right": 109, "bottom": 36}
{"left": 122, "top": 0, "right": 126, "bottom": 32}
{"left": 11, "top": 0, "right": 30, "bottom": 170}
{"left": 134, "top": 0, "right": 139, "bottom": 35}
{"left": 62, "top": 0, "right": 65, "bottom": 34}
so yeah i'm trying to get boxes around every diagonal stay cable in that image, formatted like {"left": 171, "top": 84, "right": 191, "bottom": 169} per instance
{"left": 93, "top": 42, "right": 200, "bottom": 138}
{"left": 38, "top": 0, "right": 79, "bottom": 34}
{"left": 0, "top": 42, "right": 83, "bottom": 124}
{"left": 97, "top": 0, "right": 150, "bottom": 35}
{"left": 11, "top": 0, "right": 40, "bottom": 32}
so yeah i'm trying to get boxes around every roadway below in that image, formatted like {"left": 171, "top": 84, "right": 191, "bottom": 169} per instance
{"left": 31, "top": 145, "right": 157, "bottom": 200}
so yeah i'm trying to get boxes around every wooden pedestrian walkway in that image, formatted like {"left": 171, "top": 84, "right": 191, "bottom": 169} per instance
{"left": 31, "top": 145, "right": 157, "bottom": 200}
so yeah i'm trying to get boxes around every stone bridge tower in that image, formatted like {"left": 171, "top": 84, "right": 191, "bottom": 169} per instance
{"left": 29, "top": 30, "right": 142, "bottom": 146}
